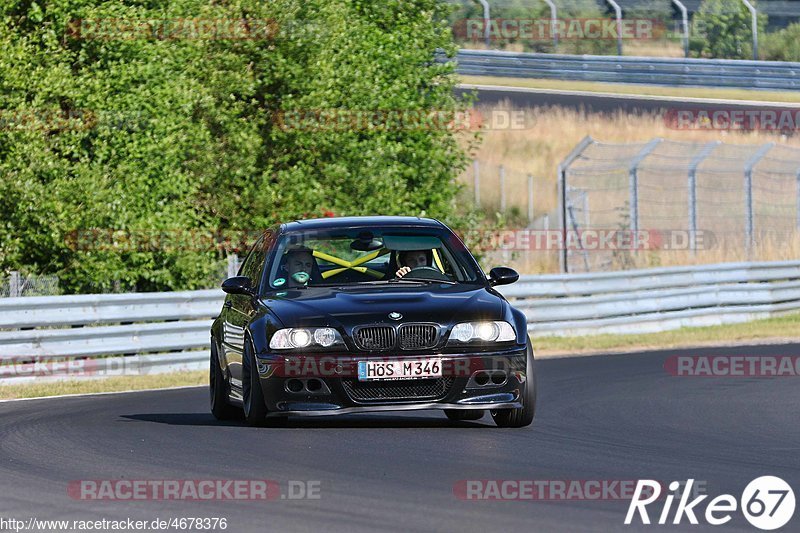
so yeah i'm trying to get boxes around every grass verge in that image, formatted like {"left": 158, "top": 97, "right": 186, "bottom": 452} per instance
{"left": 535, "top": 312, "right": 800, "bottom": 356}
{"left": 459, "top": 75, "right": 800, "bottom": 104}
{"left": 0, "top": 370, "right": 206, "bottom": 401}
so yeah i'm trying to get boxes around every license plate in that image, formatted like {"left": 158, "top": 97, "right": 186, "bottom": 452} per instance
{"left": 357, "top": 358, "right": 442, "bottom": 381}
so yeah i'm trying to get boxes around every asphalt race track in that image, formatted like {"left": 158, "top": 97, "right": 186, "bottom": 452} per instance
{"left": 462, "top": 85, "right": 800, "bottom": 115}
{"left": 2, "top": 343, "right": 799, "bottom": 532}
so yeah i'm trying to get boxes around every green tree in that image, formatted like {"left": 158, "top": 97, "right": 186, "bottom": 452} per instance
{"left": 0, "top": 0, "right": 472, "bottom": 293}
{"left": 762, "top": 22, "right": 800, "bottom": 61}
{"left": 690, "top": 0, "right": 766, "bottom": 59}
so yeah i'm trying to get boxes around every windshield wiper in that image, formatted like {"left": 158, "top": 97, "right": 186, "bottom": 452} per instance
{"left": 388, "top": 277, "right": 457, "bottom": 285}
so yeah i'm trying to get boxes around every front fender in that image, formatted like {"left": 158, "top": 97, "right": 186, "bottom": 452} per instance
{"left": 247, "top": 309, "right": 285, "bottom": 356}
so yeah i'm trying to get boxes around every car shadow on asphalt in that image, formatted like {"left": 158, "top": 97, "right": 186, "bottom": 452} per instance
{"left": 120, "top": 412, "right": 493, "bottom": 429}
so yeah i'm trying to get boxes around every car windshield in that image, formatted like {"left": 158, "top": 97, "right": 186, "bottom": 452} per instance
{"left": 265, "top": 227, "right": 483, "bottom": 290}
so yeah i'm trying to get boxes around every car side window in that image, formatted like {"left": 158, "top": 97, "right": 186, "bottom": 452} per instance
{"left": 238, "top": 231, "right": 274, "bottom": 292}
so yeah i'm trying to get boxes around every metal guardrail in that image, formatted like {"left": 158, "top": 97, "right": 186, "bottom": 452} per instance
{"left": 0, "top": 290, "right": 222, "bottom": 384}
{"left": 502, "top": 260, "right": 800, "bottom": 336}
{"left": 452, "top": 50, "right": 800, "bottom": 91}
{"left": 1, "top": 260, "right": 799, "bottom": 382}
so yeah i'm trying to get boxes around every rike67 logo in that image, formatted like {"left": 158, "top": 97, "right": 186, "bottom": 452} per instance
{"left": 625, "top": 477, "right": 795, "bottom": 530}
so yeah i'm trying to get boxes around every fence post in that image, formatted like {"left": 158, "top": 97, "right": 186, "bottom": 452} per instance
{"left": 604, "top": 0, "right": 624, "bottom": 56}
{"left": 688, "top": 142, "right": 721, "bottom": 254}
{"left": 628, "top": 139, "right": 662, "bottom": 251}
{"left": 473, "top": 159, "right": 481, "bottom": 206}
{"left": 744, "top": 143, "right": 774, "bottom": 257}
{"left": 557, "top": 136, "right": 594, "bottom": 273}
{"left": 9, "top": 271, "right": 21, "bottom": 298}
{"left": 477, "top": 0, "right": 491, "bottom": 47}
{"left": 542, "top": 0, "right": 558, "bottom": 50}
{"left": 741, "top": 0, "right": 759, "bottom": 60}
{"left": 672, "top": 0, "right": 689, "bottom": 57}
{"left": 527, "top": 174, "right": 534, "bottom": 226}
{"left": 499, "top": 165, "right": 506, "bottom": 212}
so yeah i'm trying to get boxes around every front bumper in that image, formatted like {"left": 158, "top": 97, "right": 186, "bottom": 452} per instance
{"left": 254, "top": 346, "right": 529, "bottom": 416}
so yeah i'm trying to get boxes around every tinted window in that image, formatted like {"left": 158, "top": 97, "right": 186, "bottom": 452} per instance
{"left": 264, "top": 226, "right": 483, "bottom": 289}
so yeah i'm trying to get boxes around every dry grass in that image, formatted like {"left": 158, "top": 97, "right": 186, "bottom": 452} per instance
{"left": 457, "top": 105, "right": 800, "bottom": 273}
{"left": 0, "top": 370, "right": 206, "bottom": 400}
{"left": 535, "top": 311, "right": 800, "bottom": 356}
{"left": 623, "top": 40, "right": 685, "bottom": 58}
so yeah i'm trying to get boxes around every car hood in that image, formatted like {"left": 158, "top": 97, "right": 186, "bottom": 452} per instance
{"left": 261, "top": 283, "right": 505, "bottom": 330}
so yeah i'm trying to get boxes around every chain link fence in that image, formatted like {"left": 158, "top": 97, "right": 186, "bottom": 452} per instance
{"left": 559, "top": 136, "right": 800, "bottom": 272}
{"left": 468, "top": 160, "right": 555, "bottom": 227}
{"left": 0, "top": 272, "right": 60, "bottom": 298}
{"left": 0, "top": 255, "right": 240, "bottom": 298}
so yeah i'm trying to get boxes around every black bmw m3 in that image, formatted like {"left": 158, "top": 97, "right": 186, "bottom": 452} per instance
{"left": 210, "top": 216, "right": 536, "bottom": 427}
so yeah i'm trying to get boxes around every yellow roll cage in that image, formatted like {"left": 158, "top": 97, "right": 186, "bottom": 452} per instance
{"left": 311, "top": 248, "right": 445, "bottom": 280}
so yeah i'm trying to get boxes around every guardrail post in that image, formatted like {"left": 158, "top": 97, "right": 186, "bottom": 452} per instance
{"left": 499, "top": 165, "right": 506, "bottom": 212}
{"left": 9, "top": 271, "right": 21, "bottom": 298}
{"left": 477, "top": 0, "right": 491, "bottom": 47}
{"left": 741, "top": 0, "right": 759, "bottom": 60}
{"left": 473, "top": 159, "right": 481, "bottom": 206}
{"left": 557, "top": 136, "right": 594, "bottom": 273}
{"left": 744, "top": 143, "right": 774, "bottom": 257}
{"left": 542, "top": 0, "right": 558, "bottom": 51}
{"left": 688, "top": 142, "right": 721, "bottom": 254}
{"left": 527, "top": 174, "right": 535, "bottom": 226}
{"left": 604, "top": 0, "right": 624, "bottom": 56}
{"left": 671, "top": 0, "right": 689, "bottom": 58}
{"left": 628, "top": 139, "right": 662, "bottom": 250}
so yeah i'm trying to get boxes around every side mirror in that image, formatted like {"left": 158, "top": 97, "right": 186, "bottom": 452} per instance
{"left": 488, "top": 267, "right": 519, "bottom": 287}
{"left": 221, "top": 276, "right": 254, "bottom": 296}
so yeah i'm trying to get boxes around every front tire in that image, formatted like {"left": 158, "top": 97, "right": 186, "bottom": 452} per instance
{"left": 492, "top": 339, "right": 537, "bottom": 428}
{"left": 242, "top": 338, "right": 269, "bottom": 426}
{"left": 242, "top": 337, "right": 287, "bottom": 427}
{"left": 210, "top": 341, "right": 240, "bottom": 420}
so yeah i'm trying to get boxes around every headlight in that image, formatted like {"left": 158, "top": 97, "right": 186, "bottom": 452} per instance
{"left": 448, "top": 321, "right": 515, "bottom": 344}
{"left": 270, "top": 327, "right": 344, "bottom": 350}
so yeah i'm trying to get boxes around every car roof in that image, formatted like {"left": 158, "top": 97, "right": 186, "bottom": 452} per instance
{"left": 281, "top": 216, "right": 445, "bottom": 233}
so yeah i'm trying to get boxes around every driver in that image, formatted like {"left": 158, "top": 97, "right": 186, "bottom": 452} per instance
{"left": 283, "top": 247, "right": 316, "bottom": 287}
{"left": 395, "top": 249, "right": 432, "bottom": 278}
